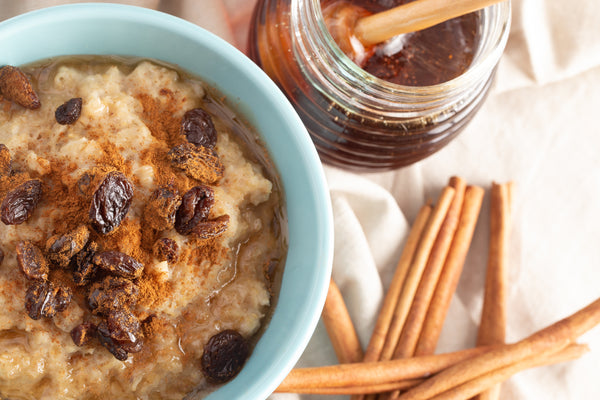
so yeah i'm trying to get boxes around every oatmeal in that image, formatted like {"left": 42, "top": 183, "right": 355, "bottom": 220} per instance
{"left": 0, "top": 57, "right": 286, "bottom": 399}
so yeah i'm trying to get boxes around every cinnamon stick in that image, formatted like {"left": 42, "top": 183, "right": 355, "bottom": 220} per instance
{"left": 276, "top": 346, "right": 490, "bottom": 393}
{"left": 362, "top": 203, "right": 433, "bottom": 363}
{"left": 397, "top": 296, "right": 600, "bottom": 400}
{"left": 354, "top": 203, "right": 432, "bottom": 400}
{"left": 414, "top": 185, "right": 485, "bottom": 356}
{"left": 323, "top": 278, "right": 364, "bottom": 364}
{"left": 279, "top": 343, "right": 586, "bottom": 396}
{"left": 284, "top": 378, "right": 424, "bottom": 395}
{"left": 392, "top": 177, "right": 467, "bottom": 361}
{"left": 475, "top": 181, "right": 513, "bottom": 400}
{"left": 383, "top": 178, "right": 467, "bottom": 400}
{"left": 429, "top": 343, "right": 588, "bottom": 400}
{"left": 379, "top": 186, "right": 456, "bottom": 362}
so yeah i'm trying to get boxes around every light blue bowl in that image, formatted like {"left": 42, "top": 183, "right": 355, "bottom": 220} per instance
{"left": 0, "top": 4, "right": 333, "bottom": 400}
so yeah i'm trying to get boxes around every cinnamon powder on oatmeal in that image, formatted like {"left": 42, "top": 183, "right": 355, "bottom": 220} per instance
{"left": 2, "top": 85, "right": 230, "bottom": 344}
{"left": 0, "top": 172, "right": 31, "bottom": 201}
{"left": 137, "top": 274, "right": 173, "bottom": 310}
{"left": 137, "top": 89, "right": 186, "bottom": 148}
{"left": 0, "top": 144, "right": 11, "bottom": 176}
{"left": 137, "top": 90, "right": 202, "bottom": 193}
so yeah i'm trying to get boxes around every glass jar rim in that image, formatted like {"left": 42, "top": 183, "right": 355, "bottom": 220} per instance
{"left": 304, "top": 0, "right": 512, "bottom": 97}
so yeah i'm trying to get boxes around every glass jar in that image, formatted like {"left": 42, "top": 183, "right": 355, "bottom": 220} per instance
{"left": 248, "top": 0, "right": 511, "bottom": 171}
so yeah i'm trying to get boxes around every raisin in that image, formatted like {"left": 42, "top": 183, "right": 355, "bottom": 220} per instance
{"left": 0, "top": 144, "right": 11, "bottom": 177}
{"left": 168, "top": 143, "right": 224, "bottom": 184}
{"left": 1, "top": 179, "right": 42, "bottom": 225}
{"left": 89, "top": 171, "right": 133, "bottom": 234}
{"left": 16, "top": 241, "right": 49, "bottom": 281}
{"left": 152, "top": 238, "right": 179, "bottom": 263}
{"left": 194, "top": 214, "right": 230, "bottom": 239}
{"left": 174, "top": 186, "right": 229, "bottom": 238}
{"left": 141, "top": 314, "right": 162, "bottom": 337}
{"left": 72, "top": 240, "right": 99, "bottom": 286}
{"left": 143, "top": 186, "right": 182, "bottom": 231}
{"left": 0, "top": 65, "right": 40, "bottom": 109}
{"left": 93, "top": 251, "right": 144, "bottom": 279}
{"left": 25, "top": 280, "right": 72, "bottom": 320}
{"left": 87, "top": 276, "right": 138, "bottom": 315}
{"left": 104, "top": 308, "right": 144, "bottom": 352}
{"left": 181, "top": 108, "right": 217, "bottom": 148}
{"left": 70, "top": 322, "right": 97, "bottom": 346}
{"left": 46, "top": 225, "right": 90, "bottom": 268}
{"left": 55, "top": 97, "right": 82, "bottom": 125}
{"left": 0, "top": 247, "right": 4, "bottom": 265}
{"left": 201, "top": 330, "right": 249, "bottom": 384}
{"left": 55, "top": 289, "right": 72, "bottom": 312}
{"left": 175, "top": 186, "right": 214, "bottom": 235}
{"left": 96, "top": 327, "right": 128, "bottom": 361}
{"left": 97, "top": 308, "right": 144, "bottom": 360}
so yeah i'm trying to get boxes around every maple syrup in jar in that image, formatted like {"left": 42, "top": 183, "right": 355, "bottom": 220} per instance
{"left": 248, "top": 0, "right": 511, "bottom": 171}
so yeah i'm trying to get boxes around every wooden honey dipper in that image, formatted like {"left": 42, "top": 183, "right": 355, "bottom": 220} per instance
{"left": 323, "top": 0, "right": 507, "bottom": 64}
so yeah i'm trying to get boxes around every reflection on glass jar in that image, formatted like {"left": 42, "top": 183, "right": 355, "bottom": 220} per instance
{"left": 248, "top": 0, "right": 511, "bottom": 171}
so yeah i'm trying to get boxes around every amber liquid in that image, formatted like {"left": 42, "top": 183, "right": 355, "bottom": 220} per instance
{"left": 350, "top": 0, "right": 479, "bottom": 86}
{"left": 248, "top": 0, "right": 489, "bottom": 170}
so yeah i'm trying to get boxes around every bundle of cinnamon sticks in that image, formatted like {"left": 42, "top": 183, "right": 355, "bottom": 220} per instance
{"left": 275, "top": 177, "right": 598, "bottom": 399}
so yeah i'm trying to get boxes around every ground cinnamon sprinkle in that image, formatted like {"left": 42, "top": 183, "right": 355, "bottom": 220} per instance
{"left": 39, "top": 160, "right": 88, "bottom": 235}
{"left": 134, "top": 87, "right": 229, "bottom": 289}
{"left": 189, "top": 237, "right": 229, "bottom": 269}
{"left": 141, "top": 312, "right": 169, "bottom": 337}
{"left": 137, "top": 273, "right": 173, "bottom": 309}
{"left": 140, "top": 143, "right": 190, "bottom": 189}
{"left": 0, "top": 144, "right": 10, "bottom": 175}
{"left": 4, "top": 87, "right": 230, "bottom": 347}
{"left": 137, "top": 91, "right": 200, "bottom": 192}
{"left": 137, "top": 89, "right": 186, "bottom": 148}
{"left": 3, "top": 117, "right": 223, "bottom": 320}
{"left": 97, "top": 140, "right": 131, "bottom": 176}
{"left": 100, "top": 218, "right": 148, "bottom": 262}
{"left": 0, "top": 171, "right": 31, "bottom": 200}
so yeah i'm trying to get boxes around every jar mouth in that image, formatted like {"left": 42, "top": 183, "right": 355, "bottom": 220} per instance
{"left": 300, "top": 0, "right": 511, "bottom": 103}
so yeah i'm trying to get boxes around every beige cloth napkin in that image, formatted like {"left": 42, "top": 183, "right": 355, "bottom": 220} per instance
{"left": 2, "top": 1, "right": 600, "bottom": 399}
{"left": 270, "top": 1, "right": 600, "bottom": 399}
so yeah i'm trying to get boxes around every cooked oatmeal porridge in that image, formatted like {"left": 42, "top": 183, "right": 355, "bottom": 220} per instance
{"left": 0, "top": 57, "right": 287, "bottom": 399}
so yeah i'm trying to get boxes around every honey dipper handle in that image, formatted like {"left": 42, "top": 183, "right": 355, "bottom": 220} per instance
{"left": 354, "top": 0, "right": 506, "bottom": 46}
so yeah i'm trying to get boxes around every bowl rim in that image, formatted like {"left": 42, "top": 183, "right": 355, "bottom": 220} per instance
{"left": 0, "top": 4, "right": 334, "bottom": 400}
